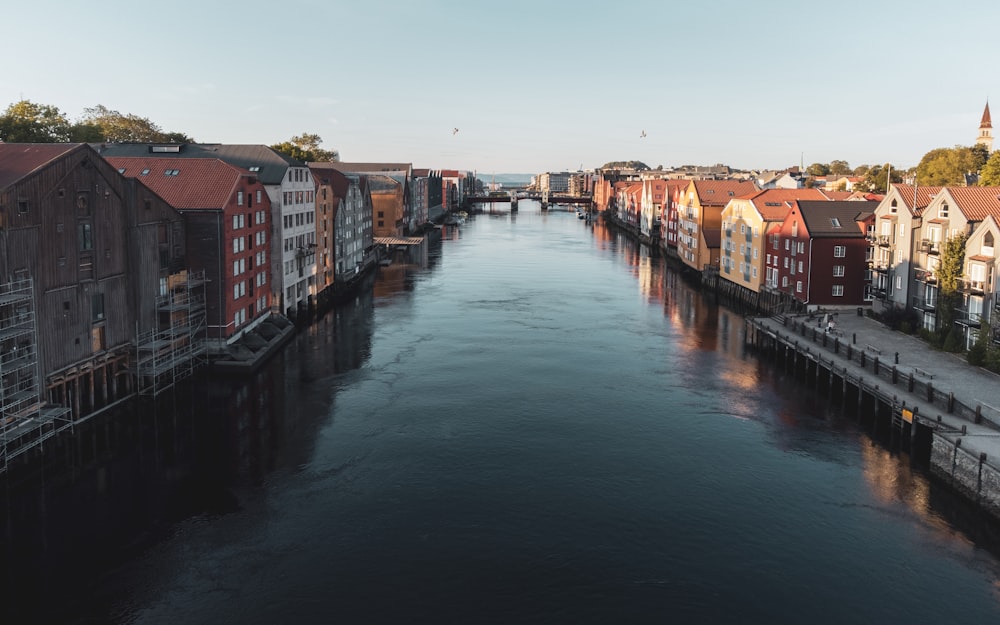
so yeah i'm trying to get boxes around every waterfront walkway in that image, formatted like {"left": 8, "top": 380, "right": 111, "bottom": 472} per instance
{"left": 748, "top": 309, "right": 1000, "bottom": 467}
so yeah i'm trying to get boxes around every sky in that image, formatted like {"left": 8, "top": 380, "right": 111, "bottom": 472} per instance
{"left": 3, "top": 0, "right": 998, "bottom": 175}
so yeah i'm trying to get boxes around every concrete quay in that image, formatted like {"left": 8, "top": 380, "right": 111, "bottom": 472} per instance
{"left": 745, "top": 310, "right": 1000, "bottom": 521}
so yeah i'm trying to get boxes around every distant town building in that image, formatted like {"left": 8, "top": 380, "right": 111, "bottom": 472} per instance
{"left": 977, "top": 101, "right": 993, "bottom": 152}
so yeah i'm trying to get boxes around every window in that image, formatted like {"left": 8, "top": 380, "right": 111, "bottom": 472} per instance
{"left": 898, "top": 223, "right": 905, "bottom": 237}
{"left": 782, "top": 276, "right": 789, "bottom": 288}
{"left": 796, "top": 280, "right": 803, "bottom": 293}
{"left": 797, "top": 261, "right": 803, "bottom": 273}
{"left": 783, "top": 257, "right": 789, "bottom": 268}
{"left": 940, "top": 202, "right": 949, "bottom": 218}
{"left": 91, "top": 293, "right": 105, "bottom": 321}
{"left": 895, "top": 275, "right": 903, "bottom": 290}
{"left": 833, "top": 265, "right": 845, "bottom": 277}
{"left": 233, "top": 261, "right": 240, "bottom": 277}
{"left": 832, "top": 285, "right": 844, "bottom": 297}
{"left": 785, "top": 239, "right": 790, "bottom": 250}
{"left": 237, "top": 191, "right": 244, "bottom": 206}
{"left": 78, "top": 223, "right": 93, "bottom": 251}
{"left": 833, "top": 245, "right": 846, "bottom": 257}
{"left": 830, "top": 217, "right": 841, "bottom": 228}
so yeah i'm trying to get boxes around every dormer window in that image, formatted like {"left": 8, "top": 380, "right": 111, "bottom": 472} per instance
{"left": 940, "top": 202, "right": 949, "bottom": 218}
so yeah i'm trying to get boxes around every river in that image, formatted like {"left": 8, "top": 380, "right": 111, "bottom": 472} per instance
{"left": 3, "top": 202, "right": 1000, "bottom": 624}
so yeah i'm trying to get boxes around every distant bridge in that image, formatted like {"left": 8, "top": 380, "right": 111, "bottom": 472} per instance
{"left": 467, "top": 191, "right": 593, "bottom": 206}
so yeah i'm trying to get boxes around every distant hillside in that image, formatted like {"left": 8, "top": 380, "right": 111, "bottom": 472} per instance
{"left": 477, "top": 174, "right": 533, "bottom": 187}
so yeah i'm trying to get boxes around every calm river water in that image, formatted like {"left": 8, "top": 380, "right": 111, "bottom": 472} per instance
{"left": 4, "top": 203, "right": 1000, "bottom": 624}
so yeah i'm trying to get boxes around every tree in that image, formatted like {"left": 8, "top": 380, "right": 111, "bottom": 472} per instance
{"left": 916, "top": 145, "right": 983, "bottom": 186}
{"left": 0, "top": 99, "right": 71, "bottom": 142}
{"left": 855, "top": 163, "right": 901, "bottom": 193}
{"left": 936, "top": 232, "right": 968, "bottom": 348}
{"left": 806, "top": 162, "right": 830, "bottom": 176}
{"left": 853, "top": 164, "right": 871, "bottom": 177}
{"left": 829, "top": 159, "right": 851, "bottom": 175}
{"left": 78, "top": 105, "right": 188, "bottom": 143}
{"left": 271, "top": 133, "right": 338, "bottom": 162}
{"left": 979, "top": 151, "right": 1000, "bottom": 186}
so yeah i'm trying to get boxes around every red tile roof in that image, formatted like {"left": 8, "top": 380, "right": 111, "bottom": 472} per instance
{"left": 693, "top": 180, "right": 758, "bottom": 206}
{"left": 106, "top": 156, "right": 247, "bottom": 209}
{"left": 747, "top": 188, "right": 829, "bottom": 220}
{"left": 944, "top": 186, "right": 1000, "bottom": 221}
{"left": 0, "top": 143, "right": 82, "bottom": 188}
{"left": 890, "top": 184, "right": 943, "bottom": 214}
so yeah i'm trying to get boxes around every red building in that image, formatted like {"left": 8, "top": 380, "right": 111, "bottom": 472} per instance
{"left": 768, "top": 200, "right": 877, "bottom": 308}
{"left": 107, "top": 156, "right": 272, "bottom": 348}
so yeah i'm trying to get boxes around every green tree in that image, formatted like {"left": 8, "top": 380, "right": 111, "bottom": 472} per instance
{"left": 271, "top": 133, "right": 338, "bottom": 162}
{"left": 936, "top": 232, "right": 968, "bottom": 346}
{"left": 855, "top": 163, "right": 901, "bottom": 193}
{"left": 829, "top": 159, "right": 852, "bottom": 175}
{"left": 806, "top": 162, "right": 830, "bottom": 176}
{"left": 916, "top": 146, "right": 983, "bottom": 186}
{"left": 78, "top": 105, "right": 187, "bottom": 143}
{"left": 853, "top": 164, "right": 870, "bottom": 177}
{"left": 0, "top": 99, "right": 71, "bottom": 142}
{"left": 979, "top": 151, "right": 1000, "bottom": 186}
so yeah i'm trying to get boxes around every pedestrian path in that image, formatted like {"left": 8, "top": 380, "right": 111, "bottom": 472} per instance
{"left": 748, "top": 309, "right": 1000, "bottom": 466}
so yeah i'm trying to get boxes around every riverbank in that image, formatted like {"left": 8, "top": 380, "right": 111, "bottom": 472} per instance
{"left": 603, "top": 208, "right": 1000, "bottom": 522}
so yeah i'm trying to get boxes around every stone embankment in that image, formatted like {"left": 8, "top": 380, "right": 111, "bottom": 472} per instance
{"left": 746, "top": 310, "right": 1000, "bottom": 521}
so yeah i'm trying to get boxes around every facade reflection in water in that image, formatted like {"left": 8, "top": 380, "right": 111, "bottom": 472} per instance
{"left": 3, "top": 210, "right": 1000, "bottom": 623}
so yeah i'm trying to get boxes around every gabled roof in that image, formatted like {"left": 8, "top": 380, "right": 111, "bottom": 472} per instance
{"left": 106, "top": 156, "right": 248, "bottom": 210}
{"left": 940, "top": 186, "right": 1000, "bottom": 221}
{"left": 797, "top": 200, "right": 879, "bottom": 237}
{"left": 888, "top": 183, "right": 944, "bottom": 215}
{"left": 309, "top": 165, "right": 353, "bottom": 199}
{"left": 745, "top": 188, "right": 830, "bottom": 220}
{"left": 693, "top": 180, "right": 758, "bottom": 207}
{"left": 366, "top": 174, "right": 402, "bottom": 194}
{"left": 0, "top": 143, "right": 84, "bottom": 188}
{"left": 95, "top": 143, "right": 303, "bottom": 185}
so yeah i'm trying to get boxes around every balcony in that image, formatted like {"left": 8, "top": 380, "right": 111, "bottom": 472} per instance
{"left": 912, "top": 295, "right": 937, "bottom": 311}
{"left": 960, "top": 278, "right": 987, "bottom": 294}
{"left": 876, "top": 235, "right": 891, "bottom": 247}
{"left": 919, "top": 239, "right": 941, "bottom": 254}
{"left": 914, "top": 269, "right": 937, "bottom": 284}
{"left": 953, "top": 308, "right": 983, "bottom": 327}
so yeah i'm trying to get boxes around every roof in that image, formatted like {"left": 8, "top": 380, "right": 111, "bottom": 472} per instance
{"left": 94, "top": 143, "right": 303, "bottom": 185}
{"left": 0, "top": 143, "right": 83, "bottom": 188}
{"left": 366, "top": 174, "right": 401, "bottom": 194}
{"left": 889, "top": 184, "right": 944, "bottom": 214}
{"left": 982, "top": 101, "right": 992, "bottom": 129}
{"left": 942, "top": 186, "right": 1000, "bottom": 221}
{"left": 693, "top": 180, "right": 759, "bottom": 206}
{"left": 318, "top": 162, "right": 412, "bottom": 174}
{"left": 106, "top": 156, "right": 248, "bottom": 209}
{"left": 797, "top": 200, "right": 878, "bottom": 237}
{"left": 746, "top": 188, "right": 829, "bottom": 220}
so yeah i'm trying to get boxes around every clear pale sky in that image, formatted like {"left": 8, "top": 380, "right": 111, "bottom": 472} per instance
{"left": 3, "top": 0, "right": 997, "bottom": 174}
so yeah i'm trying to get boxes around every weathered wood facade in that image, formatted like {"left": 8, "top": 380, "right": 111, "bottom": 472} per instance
{"left": 0, "top": 143, "right": 188, "bottom": 422}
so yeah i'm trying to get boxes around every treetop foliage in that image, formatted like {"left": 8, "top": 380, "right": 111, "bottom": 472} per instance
{"left": 600, "top": 161, "right": 650, "bottom": 170}
{"left": 915, "top": 145, "right": 988, "bottom": 186}
{"left": 270, "top": 133, "right": 338, "bottom": 163}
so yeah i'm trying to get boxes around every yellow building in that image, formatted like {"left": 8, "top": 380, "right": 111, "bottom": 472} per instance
{"left": 676, "top": 180, "right": 759, "bottom": 272}
{"left": 720, "top": 188, "right": 831, "bottom": 292}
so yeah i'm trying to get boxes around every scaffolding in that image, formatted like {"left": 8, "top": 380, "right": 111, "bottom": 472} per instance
{"left": 134, "top": 269, "right": 208, "bottom": 397}
{"left": 0, "top": 278, "right": 73, "bottom": 473}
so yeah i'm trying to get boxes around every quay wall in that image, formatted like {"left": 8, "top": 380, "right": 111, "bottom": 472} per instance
{"left": 931, "top": 435, "right": 1000, "bottom": 519}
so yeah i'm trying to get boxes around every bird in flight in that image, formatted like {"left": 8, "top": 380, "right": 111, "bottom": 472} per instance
{"left": 453, "top": 127, "right": 459, "bottom": 135}
{"left": 640, "top": 130, "right": 647, "bottom": 138}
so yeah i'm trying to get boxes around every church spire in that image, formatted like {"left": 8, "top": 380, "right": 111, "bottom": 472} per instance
{"left": 977, "top": 101, "right": 993, "bottom": 152}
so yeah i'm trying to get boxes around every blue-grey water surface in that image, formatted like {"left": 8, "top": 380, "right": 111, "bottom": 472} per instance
{"left": 3, "top": 204, "right": 1000, "bottom": 624}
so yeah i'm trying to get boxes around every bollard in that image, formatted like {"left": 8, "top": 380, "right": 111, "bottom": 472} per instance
{"left": 892, "top": 365, "right": 897, "bottom": 384}
{"left": 976, "top": 405, "right": 983, "bottom": 425}
{"left": 894, "top": 352, "right": 899, "bottom": 365}
{"left": 852, "top": 333, "right": 857, "bottom": 345}
{"left": 948, "top": 392, "right": 954, "bottom": 414}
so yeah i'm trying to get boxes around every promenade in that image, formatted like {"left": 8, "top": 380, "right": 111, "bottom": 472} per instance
{"left": 747, "top": 309, "right": 1000, "bottom": 516}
